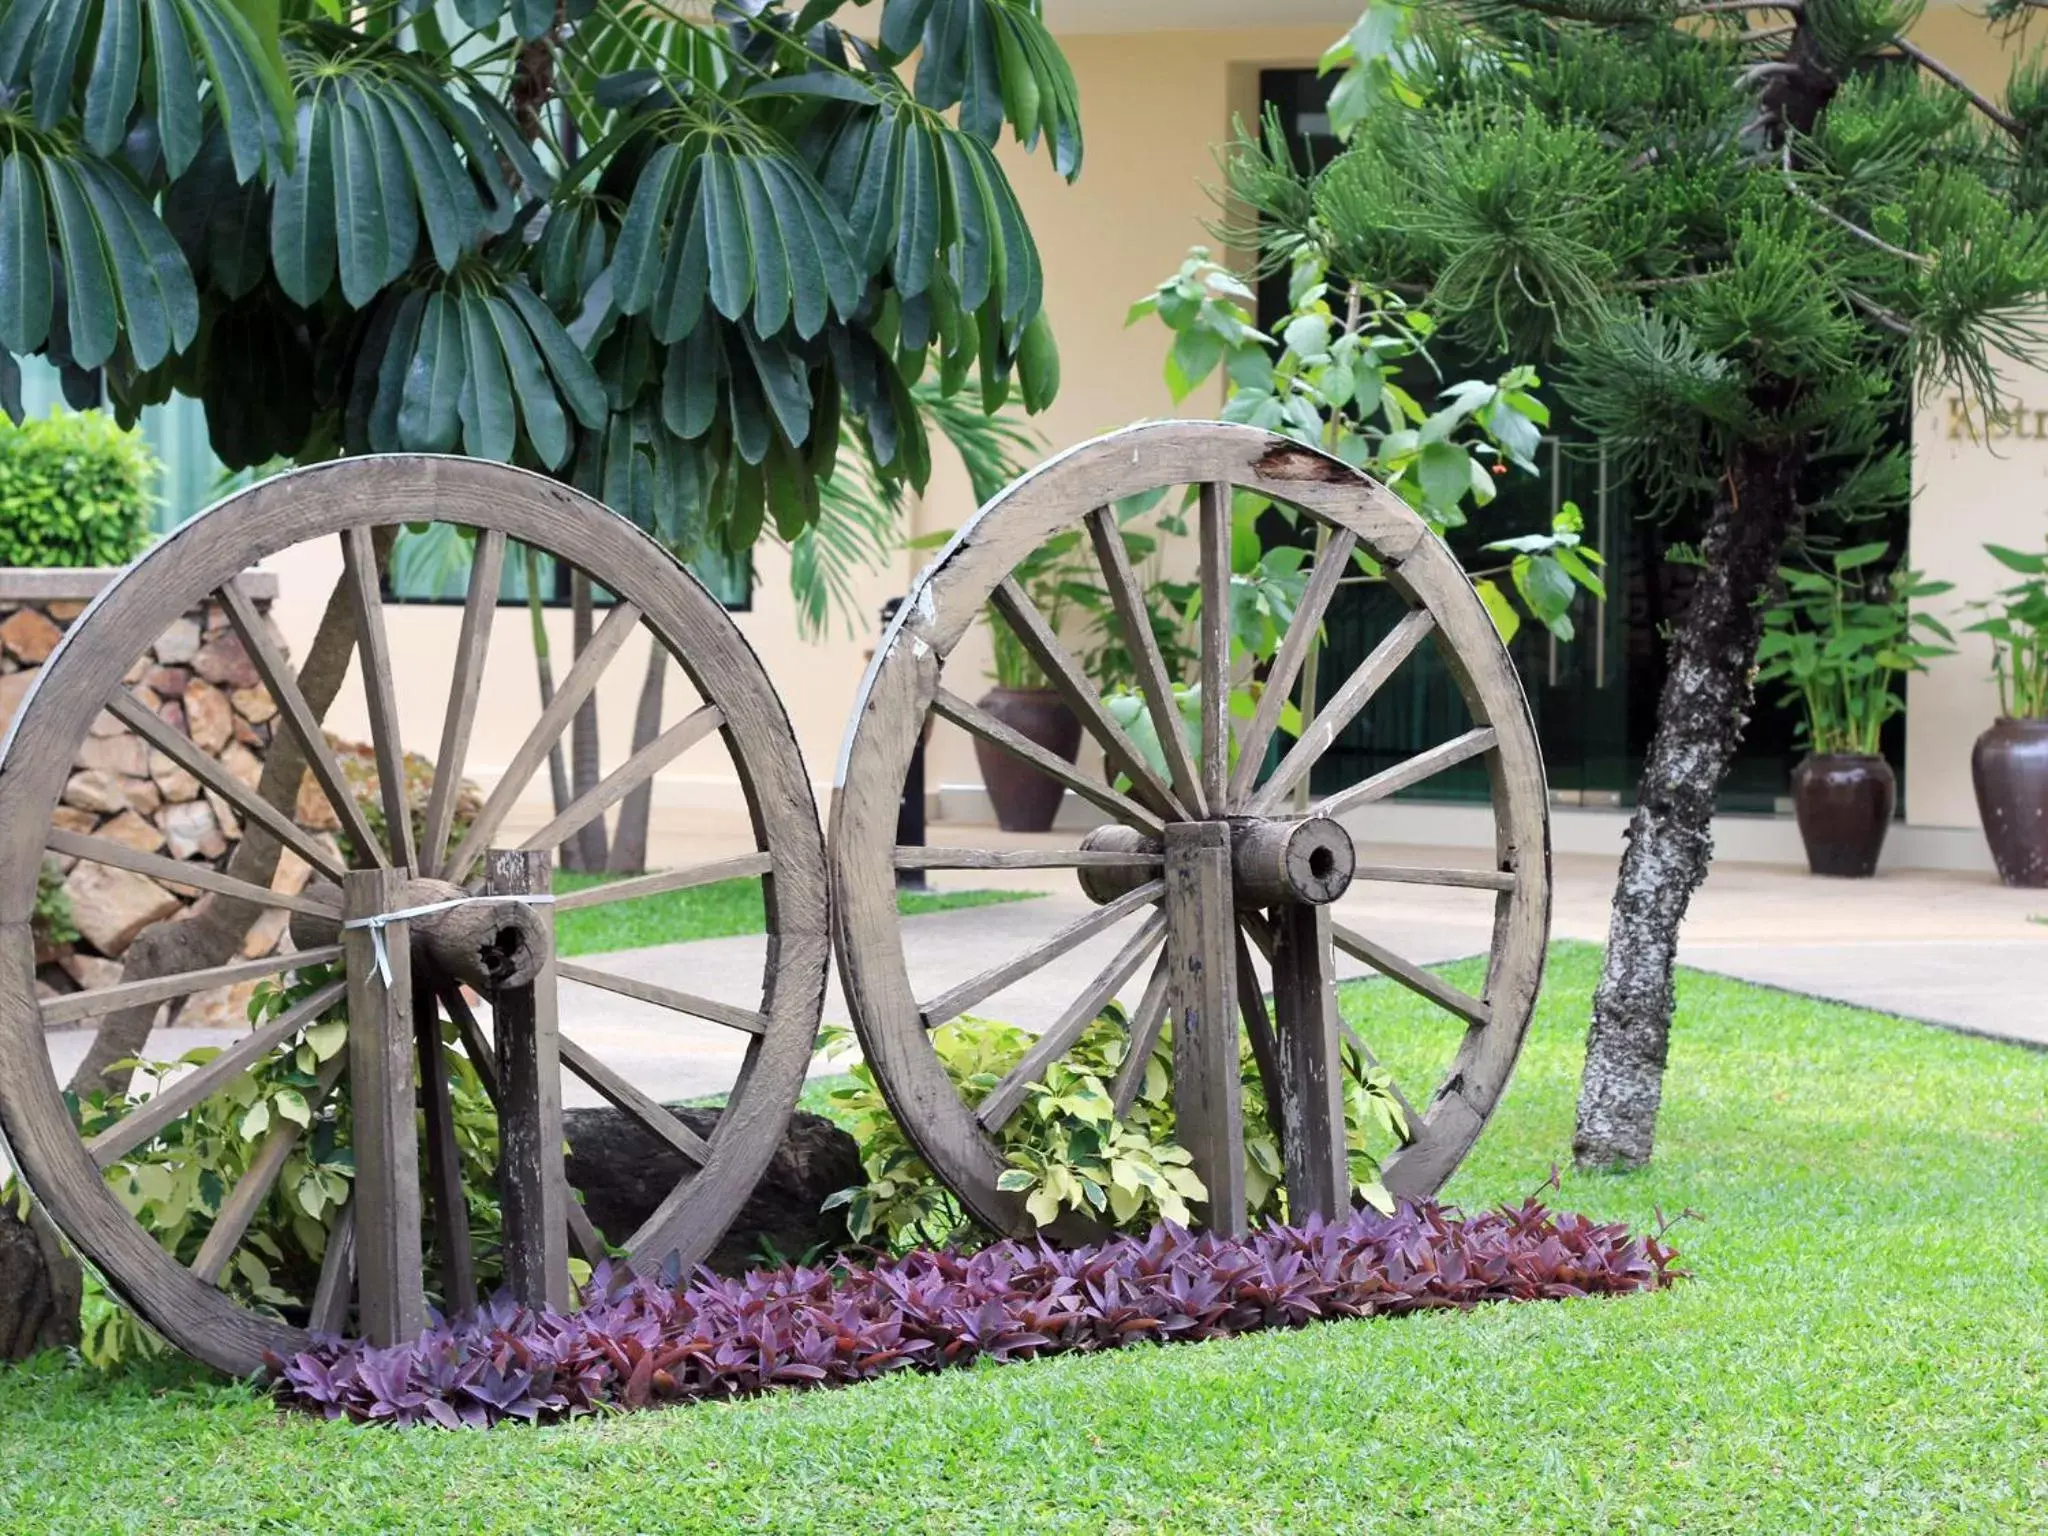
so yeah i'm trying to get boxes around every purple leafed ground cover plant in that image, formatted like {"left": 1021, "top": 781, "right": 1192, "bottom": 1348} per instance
{"left": 271, "top": 1200, "right": 1684, "bottom": 1428}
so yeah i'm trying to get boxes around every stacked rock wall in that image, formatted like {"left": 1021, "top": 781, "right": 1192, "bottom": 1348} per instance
{"left": 0, "top": 569, "right": 325, "bottom": 1025}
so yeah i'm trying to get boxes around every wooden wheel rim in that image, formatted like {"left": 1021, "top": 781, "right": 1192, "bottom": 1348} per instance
{"left": 829, "top": 421, "right": 1551, "bottom": 1237}
{"left": 0, "top": 456, "right": 828, "bottom": 1375}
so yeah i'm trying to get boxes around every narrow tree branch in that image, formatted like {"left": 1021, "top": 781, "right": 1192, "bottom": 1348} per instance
{"left": 1891, "top": 38, "right": 2023, "bottom": 140}
{"left": 1781, "top": 142, "right": 1933, "bottom": 268}
{"left": 1845, "top": 288, "right": 1914, "bottom": 338}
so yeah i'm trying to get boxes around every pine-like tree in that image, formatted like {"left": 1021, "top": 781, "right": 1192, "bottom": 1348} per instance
{"left": 1236, "top": 0, "right": 2048, "bottom": 1168}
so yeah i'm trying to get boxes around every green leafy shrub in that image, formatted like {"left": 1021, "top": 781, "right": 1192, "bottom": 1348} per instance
{"left": 37, "top": 966, "right": 506, "bottom": 1367}
{"left": 0, "top": 409, "right": 157, "bottom": 569}
{"left": 820, "top": 1009, "right": 1408, "bottom": 1253}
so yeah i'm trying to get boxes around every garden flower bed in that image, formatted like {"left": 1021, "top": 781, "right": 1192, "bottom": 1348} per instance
{"left": 271, "top": 1197, "right": 1680, "bottom": 1427}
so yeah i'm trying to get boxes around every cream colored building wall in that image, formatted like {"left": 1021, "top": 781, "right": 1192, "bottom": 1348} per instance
{"left": 272, "top": 4, "right": 2040, "bottom": 844}
{"left": 1904, "top": 7, "right": 2043, "bottom": 829}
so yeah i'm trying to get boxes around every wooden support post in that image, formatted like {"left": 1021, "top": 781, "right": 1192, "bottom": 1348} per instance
{"left": 1164, "top": 821, "right": 1244, "bottom": 1236}
{"left": 490, "top": 849, "right": 569, "bottom": 1311}
{"left": 1270, "top": 901, "right": 1349, "bottom": 1220}
{"left": 342, "top": 866, "right": 425, "bottom": 1344}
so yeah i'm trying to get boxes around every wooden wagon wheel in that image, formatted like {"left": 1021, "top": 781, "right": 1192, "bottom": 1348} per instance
{"left": 0, "top": 457, "right": 827, "bottom": 1375}
{"left": 830, "top": 421, "right": 1550, "bottom": 1239}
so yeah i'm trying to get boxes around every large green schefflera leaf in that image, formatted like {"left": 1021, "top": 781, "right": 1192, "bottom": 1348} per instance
{"left": 609, "top": 140, "right": 862, "bottom": 349}
{"left": 353, "top": 278, "right": 604, "bottom": 468}
{"left": 0, "top": 0, "right": 294, "bottom": 178}
{"left": 0, "top": 155, "right": 55, "bottom": 355}
{"left": 876, "top": 0, "right": 1082, "bottom": 177}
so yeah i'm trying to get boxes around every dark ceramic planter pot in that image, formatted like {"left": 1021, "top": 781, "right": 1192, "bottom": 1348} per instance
{"left": 1973, "top": 718, "right": 2048, "bottom": 888}
{"left": 974, "top": 687, "right": 1082, "bottom": 832}
{"left": 1792, "top": 753, "right": 1895, "bottom": 878}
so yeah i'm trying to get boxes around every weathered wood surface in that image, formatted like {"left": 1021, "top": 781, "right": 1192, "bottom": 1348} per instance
{"left": 0, "top": 455, "right": 830, "bottom": 1376}
{"left": 1165, "top": 821, "right": 1244, "bottom": 1236}
{"left": 490, "top": 849, "right": 569, "bottom": 1313}
{"left": 343, "top": 865, "right": 425, "bottom": 1344}
{"left": 830, "top": 421, "right": 1551, "bottom": 1239}
{"left": 1270, "top": 902, "right": 1348, "bottom": 1220}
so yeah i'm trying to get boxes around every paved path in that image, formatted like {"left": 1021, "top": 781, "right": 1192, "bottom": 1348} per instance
{"left": 40, "top": 841, "right": 2048, "bottom": 1108}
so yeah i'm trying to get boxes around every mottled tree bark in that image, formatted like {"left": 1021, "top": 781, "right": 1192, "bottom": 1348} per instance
{"left": 565, "top": 570, "right": 608, "bottom": 872}
{"left": 1573, "top": 441, "right": 1804, "bottom": 1171}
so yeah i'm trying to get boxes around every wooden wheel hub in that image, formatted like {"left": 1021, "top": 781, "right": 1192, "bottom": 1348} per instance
{"left": 1076, "top": 818, "right": 1354, "bottom": 909}
{"left": 0, "top": 457, "right": 827, "bottom": 1375}
{"left": 832, "top": 420, "right": 1552, "bottom": 1244}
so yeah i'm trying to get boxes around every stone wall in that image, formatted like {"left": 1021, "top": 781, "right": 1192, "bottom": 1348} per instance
{"left": 0, "top": 568, "right": 321, "bottom": 1027}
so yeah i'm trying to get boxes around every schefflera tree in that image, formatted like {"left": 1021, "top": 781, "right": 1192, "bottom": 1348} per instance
{"left": 0, "top": 0, "right": 1078, "bottom": 1092}
{"left": 1240, "top": 0, "right": 2048, "bottom": 1169}
{"left": 0, "top": 0, "right": 1073, "bottom": 539}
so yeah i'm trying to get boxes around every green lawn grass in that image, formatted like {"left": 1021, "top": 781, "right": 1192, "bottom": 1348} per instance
{"left": 6, "top": 943, "right": 2048, "bottom": 1534}
{"left": 551, "top": 873, "right": 1032, "bottom": 956}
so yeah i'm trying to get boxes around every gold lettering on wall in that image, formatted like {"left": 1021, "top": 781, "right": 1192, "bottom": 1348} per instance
{"left": 1946, "top": 395, "right": 2048, "bottom": 443}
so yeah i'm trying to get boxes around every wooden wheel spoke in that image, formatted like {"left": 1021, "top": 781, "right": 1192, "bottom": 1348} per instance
{"left": 557, "top": 961, "right": 768, "bottom": 1037}
{"left": 309, "top": 1197, "right": 356, "bottom": 1336}
{"left": 976, "top": 913, "right": 1166, "bottom": 1132}
{"left": 1351, "top": 863, "right": 1518, "bottom": 892}
{"left": 39, "top": 945, "right": 345, "bottom": 1029}
{"left": 422, "top": 528, "right": 506, "bottom": 876}
{"left": 1250, "top": 608, "right": 1437, "bottom": 815}
{"left": 442, "top": 977, "right": 601, "bottom": 1267}
{"left": 558, "top": 1034, "right": 713, "bottom": 1167}
{"left": 104, "top": 689, "right": 348, "bottom": 885}
{"left": 519, "top": 704, "right": 724, "bottom": 855}
{"left": 436, "top": 983, "right": 501, "bottom": 1105}
{"left": 553, "top": 851, "right": 772, "bottom": 911}
{"left": 1329, "top": 918, "right": 1491, "bottom": 1028}
{"left": 1233, "top": 926, "right": 1284, "bottom": 1144}
{"left": 916, "top": 880, "right": 1163, "bottom": 1030}
{"left": 341, "top": 526, "right": 416, "bottom": 870}
{"left": 190, "top": 1052, "right": 347, "bottom": 1285}
{"left": 443, "top": 598, "right": 644, "bottom": 886}
{"left": 416, "top": 991, "right": 476, "bottom": 1319}
{"left": 1108, "top": 955, "right": 1172, "bottom": 1117}
{"left": 932, "top": 688, "right": 1165, "bottom": 838}
{"left": 1315, "top": 726, "right": 1499, "bottom": 821}
{"left": 86, "top": 980, "right": 347, "bottom": 1168}
{"left": 989, "top": 577, "right": 1184, "bottom": 821}
{"left": 217, "top": 575, "right": 388, "bottom": 868}
{"left": 1197, "top": 482, "right": 1231, "bottom": 813}
{"left": 46, "top": 829, "right": 337, "bottom": 920}
{"left": 1085, "top": 505, "right": 1207, "bottom": 816}
{"left": 892, "top": 846, "right": 1164, "bottom": 872}
{"left": 1228, "top": 526, "right": 1358, "bottom": 806}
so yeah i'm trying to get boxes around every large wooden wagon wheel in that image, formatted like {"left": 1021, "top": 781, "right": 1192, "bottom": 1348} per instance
{"left": 0, "top": 457, "right": 826, "bottom": 1375}
{"left": 831, "top": 421, "right": 1549, "bottom": 1239}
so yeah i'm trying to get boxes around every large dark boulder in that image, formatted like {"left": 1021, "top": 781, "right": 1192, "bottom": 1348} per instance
{"left": 0, "top": 1200, "right": 80, "bottom": 1360}
{"left": 563, "top": 1106, "right": 862, "bottom": 1275}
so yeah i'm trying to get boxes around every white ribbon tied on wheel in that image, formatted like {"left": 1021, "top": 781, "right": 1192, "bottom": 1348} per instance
{"left": 341, "top": 893, "right": 557, "bottom": 987}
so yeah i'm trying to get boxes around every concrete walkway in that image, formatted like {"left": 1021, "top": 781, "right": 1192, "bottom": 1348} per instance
{"left": 40, "top": 832, "right": 2048, "bottom": 1108}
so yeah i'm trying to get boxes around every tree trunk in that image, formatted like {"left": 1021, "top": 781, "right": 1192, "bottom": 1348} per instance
{"left": 566, "top": 570, "right": 608, "bottom": 872}
{"left": 1572, "top": 439, "right": 1804, "bottom": 1171}
{"left": 523, "top": 544, "right": 574, "bottom": 835}
{"left": 609, "top": 643, "right": 664, "bottom": 874}
{"left": 65, "top": 537, "right": 388, "bottom": 1097}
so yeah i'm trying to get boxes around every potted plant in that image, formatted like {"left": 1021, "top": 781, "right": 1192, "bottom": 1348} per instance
{"left": 1965, "top": 539, "right": 2048, "bottom": 887}
{"left": 975, "top": 533, "right": 1089, "bottom": 832}
{"left": 1755, "top": 545, "right": 1953, "bottom": 877}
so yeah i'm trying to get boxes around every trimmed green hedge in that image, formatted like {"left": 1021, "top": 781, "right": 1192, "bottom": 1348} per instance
{"left": 0, "top": 409, "right": 157, "bottom": 568}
